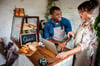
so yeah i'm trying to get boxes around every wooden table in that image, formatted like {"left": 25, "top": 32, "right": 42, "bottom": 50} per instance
{"left": 27, "top": 46, "right": 72, "bottom": 66}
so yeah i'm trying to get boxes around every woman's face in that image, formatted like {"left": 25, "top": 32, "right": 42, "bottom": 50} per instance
{"left": 79, "top": 11, "right": 89, "bottom": 20}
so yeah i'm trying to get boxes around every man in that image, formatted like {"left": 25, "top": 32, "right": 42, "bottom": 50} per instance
{"left": 44, "top": 6, "right": 74, "bottom": 51}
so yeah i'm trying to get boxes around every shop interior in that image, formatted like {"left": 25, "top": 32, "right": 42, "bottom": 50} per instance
{"left": 0, "top": 0, "right": 99, "bottom": 66}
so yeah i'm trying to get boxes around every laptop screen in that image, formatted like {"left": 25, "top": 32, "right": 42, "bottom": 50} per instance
{"left": 41, "top": 38, "right": 68, "bottom": 55}
{"left": 42, "top": 38, "right": 58, "bottom": 55}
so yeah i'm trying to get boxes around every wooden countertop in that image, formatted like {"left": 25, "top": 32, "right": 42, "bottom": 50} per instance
{"left": 27, "top": 46, "right": 72, "bottom": 66}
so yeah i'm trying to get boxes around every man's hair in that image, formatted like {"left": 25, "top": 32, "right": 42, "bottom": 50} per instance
{"left": 78, "top": 0, "right": 98, "bottom": 12}
{"left": 50, "top": 6, "right": 61, "bottom": 14}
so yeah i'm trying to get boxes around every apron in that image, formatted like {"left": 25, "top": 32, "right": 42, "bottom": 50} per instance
{"left": 52, "top": 26, "right": 66, "bottom": 42}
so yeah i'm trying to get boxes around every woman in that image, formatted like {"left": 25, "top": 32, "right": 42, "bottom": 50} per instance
{"left": 56, "top": 0, "right": 98, "bottom": 66}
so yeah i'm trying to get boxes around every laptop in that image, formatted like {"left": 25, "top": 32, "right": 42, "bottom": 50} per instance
{"left": 41, "top": 38, "right": 67, "bottom": 55}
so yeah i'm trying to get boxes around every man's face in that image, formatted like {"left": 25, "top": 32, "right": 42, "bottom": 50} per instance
{"left": 51, "top": 10, "right": 62, "bottom": 22}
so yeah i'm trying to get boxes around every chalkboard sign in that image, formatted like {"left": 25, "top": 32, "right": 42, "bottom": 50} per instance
{"left": 20, "top": 34, "right": 36, "bottom": 45}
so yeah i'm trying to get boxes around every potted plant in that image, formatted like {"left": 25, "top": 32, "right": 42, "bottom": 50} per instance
{"left": 94, "top": 7, "right": 100, "bottom": 66}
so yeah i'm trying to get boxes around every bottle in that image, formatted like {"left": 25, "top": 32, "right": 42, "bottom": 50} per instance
{"left": 39, "top": 58, "right": 48, "bottom": 66}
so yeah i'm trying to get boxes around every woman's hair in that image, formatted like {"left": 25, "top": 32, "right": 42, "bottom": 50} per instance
{"left": 78, "top": 0, "right": 99, "bottom": 12}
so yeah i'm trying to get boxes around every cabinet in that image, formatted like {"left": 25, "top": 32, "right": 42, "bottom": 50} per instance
{"left": 10, "top": 16, "right": 39, "bottom": 47}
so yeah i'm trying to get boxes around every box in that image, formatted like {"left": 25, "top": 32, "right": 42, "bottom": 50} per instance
{"left": 14, "top": 8, "right": 25, "bottom": 16}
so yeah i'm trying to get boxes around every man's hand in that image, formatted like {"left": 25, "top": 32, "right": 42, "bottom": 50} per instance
{"left": 67, "top": 31, "right": 75, "bottom": 41}
{"left": 48, "top": 39, "right": 67, "bottom": 51}
{"left": 57, "top": 41, "right": 66, "bottom": 51}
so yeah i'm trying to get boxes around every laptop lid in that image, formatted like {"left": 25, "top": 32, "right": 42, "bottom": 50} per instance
{"left": 41, "top": 38, "right": 58, "bottom": 55}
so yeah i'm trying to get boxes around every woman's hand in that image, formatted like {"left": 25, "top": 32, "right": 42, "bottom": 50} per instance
{"left": 56, "top": 46, "right": 82, "bottom": 59}
{"left": 56, "top": 51, "right": 70, "bottom": 59}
